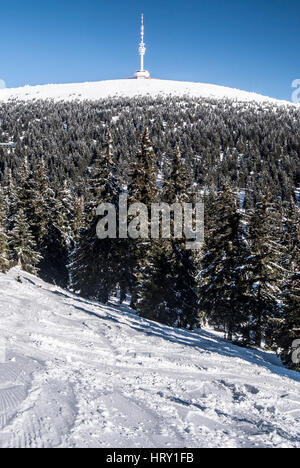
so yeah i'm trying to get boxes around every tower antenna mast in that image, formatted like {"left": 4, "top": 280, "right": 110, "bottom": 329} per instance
{"left": 140, "top": 13, "right": 145, "bottom": 72}
{"left": 135, "top": 14, "right": 150, "bottom": 79}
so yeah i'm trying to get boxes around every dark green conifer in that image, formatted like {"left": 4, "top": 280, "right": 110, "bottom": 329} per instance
{"left": 199, "top": 184, "right": 249, "bottom": 340}
{"left": 9, "top": 209, "right": 41, "bottom": 275}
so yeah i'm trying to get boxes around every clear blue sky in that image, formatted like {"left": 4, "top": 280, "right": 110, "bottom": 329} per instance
{"left": 0, "top": 0, "right": 299, "bottom": 100}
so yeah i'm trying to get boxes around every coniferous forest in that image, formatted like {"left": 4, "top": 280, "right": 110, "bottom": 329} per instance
{"left": 0, "top": 96, "right": 299, "bottom": 371}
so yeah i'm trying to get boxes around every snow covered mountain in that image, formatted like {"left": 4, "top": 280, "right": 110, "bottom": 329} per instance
{"left": 0, "top": 79, "right": 295, "bottom": 105}
{"left": 0, "top": 269, "right": 299, "bottom": 448}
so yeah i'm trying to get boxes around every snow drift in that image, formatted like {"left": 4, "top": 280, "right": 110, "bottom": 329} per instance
{"left": 0, "top": 269, "right": 299, "bottom": 448}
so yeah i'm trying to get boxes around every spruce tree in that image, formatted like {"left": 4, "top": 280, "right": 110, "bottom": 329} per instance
{"left": 15, "top": 157, "right": 49, "bottom": 250}
{"left": 2, "top": 168, "right": 17, "bottom": 231}
{"left": 54, "top": 180, "right": 74, "bottom": 247}
{"left": 138, "top": 144, "right": 199, "bottom": 329}
{"left": 22, "top": 160, "right": 71, "bottom": 287}
{"left": 9, "top": 209, "right": 41, "bottom": 275}
{"left": 72, "top": 196, "right": 85, "bottom": 241}
{"left": 199, "top": 184, "right": 249, "bottom": 340}
{"left": 127, "top": 128, "right": 159, "bottom": 309}
{"left": 31, "top": 159, "right": 51, "bottom": 246}
{"left": 15, "top": 156, "right": 36, "bottom": 223}
{"left": 71, "top": 129, "right": 121, "bottom": 303}
{"left": 245, "top": 193, "right": 285, "bottom": 347}
{"left": 0, "top": 188, "right": 9, "bottom": 273}
{"left": 275, "top": 201, "right": 300, "bottom": 369}
{"left": 164, "top": 145, "right": 199, "bottom": 329}
{"left": 278, "top": 270, "right": 300, "bottom": 370}
{"left": 138, "top": 240, "right": 179, "bottom": 325}
{"left": 163, "top": 144, "right": 192, "bottom": 204}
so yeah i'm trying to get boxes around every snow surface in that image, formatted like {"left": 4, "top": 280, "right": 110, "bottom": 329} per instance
{"left": 0, "top": 269, "right": 299, "bottom": 448}
{"left": 0, "top": 79, "right": 295, "bottom": 105}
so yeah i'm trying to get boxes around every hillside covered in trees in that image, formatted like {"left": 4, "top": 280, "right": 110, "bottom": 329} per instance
{"left": 0, "top": 96, "right": 299, "bottom": 371}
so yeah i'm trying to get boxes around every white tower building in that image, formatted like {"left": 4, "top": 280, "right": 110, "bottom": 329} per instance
{"left": 134, "top": 14, "right": 150, "bottom": 79}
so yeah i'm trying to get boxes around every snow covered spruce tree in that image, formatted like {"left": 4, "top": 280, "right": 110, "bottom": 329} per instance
{"left": 54, "top": 180, "right": 75, "bottom": 245}
{"left": 12, "top": 157, "right": 70, "bottom": 285}
{"left": 37, "top": 168, "right": 73, "bottom": 286}
{"left": 245, "top": 192, "right": 285, "bottom": 347}
{"left": 279, "top": 270, "right": 300, "bottom": 370}
{"left": 29, "top": 158, "right": 51, "bottom": 247}
{"left": 6, "top": 157, "right": 45, "bottom": 275}
{"left": 199, "top": 184, "right": 249, "bottom": 341}
{"left": 165, "top": 144, "right": 200, "bottom": 330}
{"left": 127, "top": 128, "right": 159, "bottom": 310}
{"left": 2, "top": 168, "right": 17, "bottom": 232}
{"left": 13, "top": 157, "right": 48, "bottom": 250}
{"left": 275, "top": 200, "right": 300, "bottom": 369}
{"left": 9, "top": 208, "right": 41, "bottom": 274}
{"left": 72, "top": 196, "right": 85, "bottom": 241}
{"left": 70, "top": 129, "right": 121, "bottom": 303}
{"left": 14, "top": 156, "right": 37, "bottom": 227}
{"left": 0, "top": 188, "right": 9, "bottom": 273}
{"left": 138, "top": 144, "right": 199, "bottom": 329}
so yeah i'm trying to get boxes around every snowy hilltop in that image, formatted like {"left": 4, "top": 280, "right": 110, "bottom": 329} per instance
{"left": 0, "top": 78, "right": 295, "bottom": 105}
{"left": 0, "top": 269, "right": 299, "bottom": 448}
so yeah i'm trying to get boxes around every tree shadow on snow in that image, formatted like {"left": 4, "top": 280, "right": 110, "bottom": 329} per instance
{"left": 63, "top": 295, "right": 300, "bottom": 384}
{"left": 30, "top": 277, "right": 300, "bottom": 385}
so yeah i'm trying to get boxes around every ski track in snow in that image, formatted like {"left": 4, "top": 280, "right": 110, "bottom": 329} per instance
{"left": 0, "top": 269, "right": 299, "bottom": 448}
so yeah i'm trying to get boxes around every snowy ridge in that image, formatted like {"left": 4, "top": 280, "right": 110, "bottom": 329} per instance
{"left": 0, "top": 79, "right": 295, "bottom": 105}
{"left": 0, "top": 269, "right": 299, "bottom": 448}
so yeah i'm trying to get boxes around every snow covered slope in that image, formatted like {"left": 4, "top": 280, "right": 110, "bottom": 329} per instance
{"left": 0, "top": 79, "right": 294, "bottom": 105}
{"left": 0, "top": 269, "right": 299, "bottom": 448}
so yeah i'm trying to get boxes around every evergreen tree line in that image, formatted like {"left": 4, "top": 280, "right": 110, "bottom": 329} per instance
{"left": 0, "top": 97, "right": 299, "bottom": 206}
{"left": 0, "top": 156, "right": 83, "bottom": 284}
{"left": 0, "top": 126, "right": 298, "bottom": 371}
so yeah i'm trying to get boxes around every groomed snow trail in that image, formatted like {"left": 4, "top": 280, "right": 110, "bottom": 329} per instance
{"left": 0, "top": 269, "right": 299, "bottom": 448}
